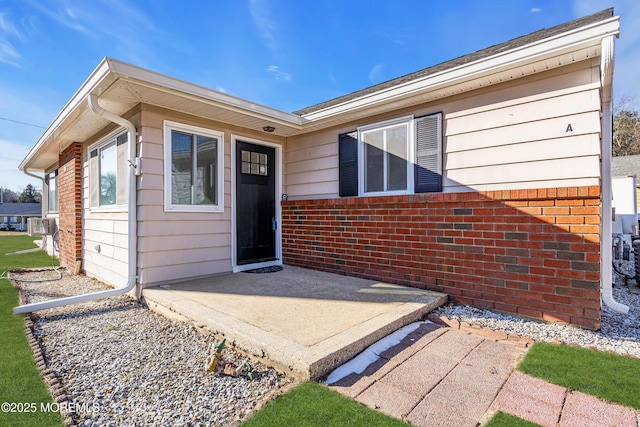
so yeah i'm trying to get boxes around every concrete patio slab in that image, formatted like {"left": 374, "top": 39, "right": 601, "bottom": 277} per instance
{"left": 141, "top": 265, "right": 446, "bottom": 379}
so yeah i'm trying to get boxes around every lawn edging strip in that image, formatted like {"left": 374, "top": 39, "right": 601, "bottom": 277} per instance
{"left": 12, "top": 268, "right": 74, "bottom": 426}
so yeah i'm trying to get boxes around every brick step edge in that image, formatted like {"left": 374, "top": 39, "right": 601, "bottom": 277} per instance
{"left": 427, "top": 313, "right": 534, "bottom": 348}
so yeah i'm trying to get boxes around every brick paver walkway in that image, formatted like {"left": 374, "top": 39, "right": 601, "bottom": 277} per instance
{"left": 493, "top": 371, "right": 640, "bottom": 427}
{"left": 329, "top": 322, "right": 640, "bottom": 427}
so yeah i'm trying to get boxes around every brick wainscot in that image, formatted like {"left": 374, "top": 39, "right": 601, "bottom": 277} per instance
{"left": 282, "top": 186, "right": 601, "bottom": 329}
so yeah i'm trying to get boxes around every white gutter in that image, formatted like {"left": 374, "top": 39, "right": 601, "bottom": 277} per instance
{"left": 600, "top": 35, "right": 629, "bottom": 314}
{"left": 22, "top": 170, "right": 45, "bottom": 198}
{"left": 13, "top": 95, "right": 139, "bottom": 314}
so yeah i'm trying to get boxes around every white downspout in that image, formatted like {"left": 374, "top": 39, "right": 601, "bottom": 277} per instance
{"left": 14, "top": 94, "right": 139, "bottom": 314}
{"left": 600, "top": 35, "right": 629, "bottom": 314}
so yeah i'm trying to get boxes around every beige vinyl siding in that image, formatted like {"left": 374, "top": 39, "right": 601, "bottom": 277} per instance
{"left": 136, "top": 106, "right": 284, "bottom": 287}
{"left": 82, "top": 211, "right": 129, "bottom": 287}
{"left": 285, "top": 132, "right": 339, "bottom": 199}
{"left": 284, "top": 58, "right": 602, "bottom": 199}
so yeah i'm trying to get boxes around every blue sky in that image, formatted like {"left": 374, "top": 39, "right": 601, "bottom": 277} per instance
{"left": 0, "top": 0, "right": 638, "bottom": 193}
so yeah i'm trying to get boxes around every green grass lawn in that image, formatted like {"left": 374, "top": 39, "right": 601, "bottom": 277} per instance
{"left": 0, "top": 234, "right": 63, "bottom": 427}
{"left": 484, "top": 411, "right": 541, "bottom": 427}
{"left": 241, "top": 382, "right": 409, "bottom": 427}
{"left": 519, "top": 342, "right": 640, "bottom": 409}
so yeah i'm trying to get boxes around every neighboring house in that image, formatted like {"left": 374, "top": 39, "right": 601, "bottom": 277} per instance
{"left": 19, "top": 9, "right": 620, "bottom": 329}
{"left": 0, "top": 203, "right": 42, "bottom": 231}
{"left": 612, "top": 154, "right": 640, "bottom": 211}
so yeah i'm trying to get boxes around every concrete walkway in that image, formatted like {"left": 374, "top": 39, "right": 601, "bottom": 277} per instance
{"left": 329, "top": 322, "right": 640, "bottom": 427}
{"left": 142, "top": 265, "right": 446, "bottom": 379}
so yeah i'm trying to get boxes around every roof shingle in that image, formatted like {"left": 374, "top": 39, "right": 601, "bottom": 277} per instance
{"left": 0, "top": 203, "right": 42, "bottom": 216}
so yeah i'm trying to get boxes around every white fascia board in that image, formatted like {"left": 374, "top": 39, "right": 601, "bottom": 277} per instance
{"left": 106, "top": 58, "right": 306, "bottom": 128}
{"left": 302, "top": 18, "right": 620, "bottom": 122}
{"left": 19, "top": 58, "right": 116, "bottom": 171}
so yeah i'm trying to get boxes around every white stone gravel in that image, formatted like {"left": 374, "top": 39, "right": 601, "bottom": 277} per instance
{"left": 13, "top": 257, "right": 640, "bottom": 424}
{"left": 436, "top": 259, "right": 640, "bottom": 358}
{"left": 11, "top": 271, "right": 289, "bottom": 426}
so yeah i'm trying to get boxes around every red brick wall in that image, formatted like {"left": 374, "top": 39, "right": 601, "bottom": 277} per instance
{"left": 282, "top": 186, "right": 601, "bottom": 329}
{"left": 57, "top": 142, "right": 83, "bottom": 271}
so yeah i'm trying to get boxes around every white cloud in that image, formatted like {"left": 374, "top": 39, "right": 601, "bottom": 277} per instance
{"left": 266, "top": 65, "right": 291, "bottom": 81}
{"left": 0, "top": 40, "right": 20, "bottom": 66}
{"left": 530, "top": 7, "right": 542, "bottom": 13}
{"left": 368, "top": 63, "right": 384, "bottom": 83}
{"left": 0, "top": 12, "right": 22, "bottom": 66}
{"left": 249, "top": 0, "right": 279, "bottom": 50}
{"left": 328, "top": 70, "right": 338, "bottom": 87}
{"left": 386, "top": 31, "right": 416, "bottom": 45}
{"left": 25, "top": 0, "right": 162, "bottom": 66}
{"left": 215, "top": 86, "right": 227, "bottom": 93}
{"left": 32, "top": 2, "right": 90, "bottom": 34}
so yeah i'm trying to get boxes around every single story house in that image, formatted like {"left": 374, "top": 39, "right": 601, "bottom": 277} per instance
{"left": 19, "top": 9, "right": 621, "bottom": 329}
{"left": 0, "top": 202, "right": 42, "bottom": 231}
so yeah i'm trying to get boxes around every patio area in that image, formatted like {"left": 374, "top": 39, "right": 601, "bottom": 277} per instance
{"left": 142, "top": 265, "right": 447, "bottom": 379}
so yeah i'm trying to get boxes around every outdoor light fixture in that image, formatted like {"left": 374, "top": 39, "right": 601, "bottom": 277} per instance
{"left": 263, "top": 126, "right": 275, "bottom": 133}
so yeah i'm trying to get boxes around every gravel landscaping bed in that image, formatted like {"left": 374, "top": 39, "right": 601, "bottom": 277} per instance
{"left": 11, "top": 270, "right": 289, "bottom": 426}
{"left": 436, "top": 259, "right": 640, "bottom": 358}
{"left": 12, "top": 258, "right": 640, "bottom": 424}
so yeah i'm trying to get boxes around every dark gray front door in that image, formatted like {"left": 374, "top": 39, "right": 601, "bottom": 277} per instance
{"left": 236, "top": 141, "right": 276, "bottom": 265}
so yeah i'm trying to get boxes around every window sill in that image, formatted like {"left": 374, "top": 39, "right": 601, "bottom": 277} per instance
{"left": 164, "top": 205, "right": 224, "bottom": 213}
{"left": 90, "top": 206, "right": 128, "bottom": 213}
{"left": 360, "top": 190, "right": 411, "bottom": 197}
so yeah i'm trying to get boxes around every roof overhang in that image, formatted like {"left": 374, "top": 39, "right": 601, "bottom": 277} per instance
{"left": 20, "top": 14, "right": 619, "bottom": 172}
{"left": 20, "top": 58, "right": 306, "bottom": 172}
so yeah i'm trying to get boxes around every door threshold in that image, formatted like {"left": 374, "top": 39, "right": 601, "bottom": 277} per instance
{"left": 233, "top": 259, "right": 282, "bottom": 273}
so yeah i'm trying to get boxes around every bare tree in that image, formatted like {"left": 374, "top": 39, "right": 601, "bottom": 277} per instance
{"left": 613, "top": 96, "right": 640, "bottom": 157}
{"left": 0, "top": 187, "right": 18, "bottom": 203}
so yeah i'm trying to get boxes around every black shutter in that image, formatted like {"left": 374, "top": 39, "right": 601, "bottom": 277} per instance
{"left": 414, "top": 113, "right": 443, "bottom": 193}
{"left": 339, "top": 131, "right": 358, "bottom": 197}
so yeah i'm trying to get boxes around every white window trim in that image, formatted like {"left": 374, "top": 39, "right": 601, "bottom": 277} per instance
{"left": 163, "top": 120, "right": 225, "bottom": 213}
{"left": 357, "top": 115, "right": 415, "bottom": 196}
{"left": 89, "top": 128, "right": 128, "bottom": 212}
